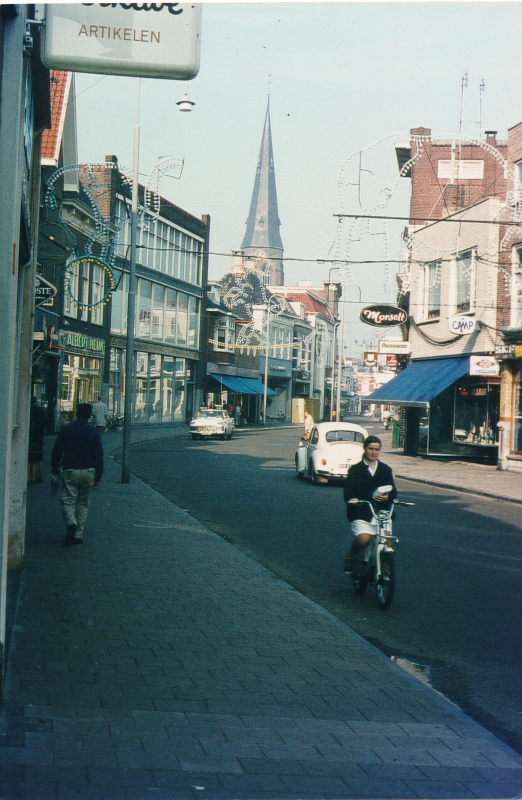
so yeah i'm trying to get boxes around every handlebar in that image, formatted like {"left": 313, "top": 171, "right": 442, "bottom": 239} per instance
{"left": 347, "top": 499, "right": 415, "bottom": 508}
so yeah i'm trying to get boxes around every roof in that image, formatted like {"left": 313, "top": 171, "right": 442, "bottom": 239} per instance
{"left": 41, "top": 71, "right": 71, "bottom": 166}
{"left": 275, "top": 290, "right": 334, "bottom": 321}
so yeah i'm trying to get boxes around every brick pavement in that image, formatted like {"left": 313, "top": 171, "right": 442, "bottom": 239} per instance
{"left": 1, "top": 424, "right": 522, "bottom": 799}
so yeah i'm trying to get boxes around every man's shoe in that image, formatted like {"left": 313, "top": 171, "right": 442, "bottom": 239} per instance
{"left": 343, "top": 554, "right": 354, "bottom": 574}
{"left": 69, "top": 537, "right": 83, "bottom": 545}
{"left": 65, "top": 524, "right": 77, "bottom": 545}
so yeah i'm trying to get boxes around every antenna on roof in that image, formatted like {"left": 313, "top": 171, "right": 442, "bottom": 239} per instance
{"left": 459, "top": 71, "right": 468, "bottom": 136}
{"left": 479, "top": 79, "right": 485, "bottom": 140}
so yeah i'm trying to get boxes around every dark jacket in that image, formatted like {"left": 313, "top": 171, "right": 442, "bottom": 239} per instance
{"left": 51, "top": 421, "right": 104, "bottom": 483}
{"left": 343, "top": 459, "right": 397, "bottom": 523}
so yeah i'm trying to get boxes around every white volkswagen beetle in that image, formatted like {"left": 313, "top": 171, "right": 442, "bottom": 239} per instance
{"left": 189, "top": 407, "right": 235, "bottom": 440}
{"left": 295, "top": 421, "right": 368, "bottom": 484}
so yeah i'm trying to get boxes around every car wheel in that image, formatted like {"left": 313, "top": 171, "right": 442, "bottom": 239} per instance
{"left": 310, "top": 464, "right": 327, "bottom": 485}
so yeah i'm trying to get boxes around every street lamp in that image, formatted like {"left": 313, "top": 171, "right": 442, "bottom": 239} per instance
{"left": 121, "top": 78, "right": 194, "bottom": 483}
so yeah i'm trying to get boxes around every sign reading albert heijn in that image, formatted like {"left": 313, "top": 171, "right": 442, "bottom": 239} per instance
{"left": 41, "top": 3, "right": 201, "bottom": 80}
{"left": 360, "top": 305, "right": 408, "bottom": 328}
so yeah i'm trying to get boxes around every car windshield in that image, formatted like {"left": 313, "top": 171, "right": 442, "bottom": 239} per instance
{"left": 325, "top": 430, "right": 364, "bottom": 444}
{"left": 198, "top": 410, "right": 224, "bottom": 419}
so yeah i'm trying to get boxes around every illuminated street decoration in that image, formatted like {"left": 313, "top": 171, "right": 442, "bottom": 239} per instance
{"left": 333, "top": 132, "right": 520, "bottom": 306}
{"left": 44, "top": 158, "right": 184, "bottom": 310}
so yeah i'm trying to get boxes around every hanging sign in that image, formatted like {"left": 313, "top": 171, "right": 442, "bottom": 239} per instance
{"left": 379, "top": 340, "right": 411, "bottom": 354}
{"left": 360, "top": 305, "right": 408, "bottom": 327}
{"left": 35, "top": 274, "right": 58, "bottom": 308}
{"left": 41, "top": 3, "right": 201, "bottom": 80}
{"left": 448, "top": 314, "right": 476, "bottom": 335}
{"left": 469, "top": 355, "right": 499, "bottom": 376}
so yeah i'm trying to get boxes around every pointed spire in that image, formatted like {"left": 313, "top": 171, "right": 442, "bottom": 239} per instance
{"left": 241, "top": 99, "right": 284, "bottom": 285}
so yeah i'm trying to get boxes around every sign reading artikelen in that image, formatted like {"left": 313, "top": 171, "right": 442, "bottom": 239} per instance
{"left": 41, "top": 3, "right": 201, "bottom": 80}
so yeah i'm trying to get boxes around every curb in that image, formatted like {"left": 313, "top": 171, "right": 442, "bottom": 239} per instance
{"left": 396, "top": 472, "right": 522, "bottom": 506}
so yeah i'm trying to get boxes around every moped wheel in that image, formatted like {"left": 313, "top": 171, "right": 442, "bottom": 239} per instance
{"left": 375, "top": 552, "right": 395, "bottom": 609}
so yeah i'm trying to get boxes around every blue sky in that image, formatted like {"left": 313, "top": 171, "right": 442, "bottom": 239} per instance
{"left": 73, "top": 2, "right": 522, "bottom": 353}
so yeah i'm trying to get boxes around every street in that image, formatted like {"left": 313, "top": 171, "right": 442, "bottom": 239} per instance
{"left": 126, "top": 423, "right": 522, "bottom": 755}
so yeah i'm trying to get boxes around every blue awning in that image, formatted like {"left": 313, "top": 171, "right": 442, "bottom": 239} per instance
{"left": 212, "top": 375, "right": 277, "bottom": 396}
{"left": 367, "top": 357, "right": 470, "bottom": 408}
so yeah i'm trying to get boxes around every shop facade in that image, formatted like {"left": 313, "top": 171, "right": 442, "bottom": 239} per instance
{"left": 369, "top": 356, "right": 500, "bottom": 461}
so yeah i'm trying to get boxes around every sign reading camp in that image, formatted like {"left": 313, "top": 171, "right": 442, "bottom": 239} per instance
{"left": 41, "top": 3, "right": 201, "bottom": 80}
{"left": 360, "top": 305, "right": 408, "bottom": 328}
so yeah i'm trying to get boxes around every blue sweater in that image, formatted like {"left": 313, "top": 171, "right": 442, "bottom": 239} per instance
{"left": 51, "top": 421, "right": 104, "bottom": 482}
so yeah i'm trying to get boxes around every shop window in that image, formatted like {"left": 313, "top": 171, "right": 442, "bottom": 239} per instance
{"left": 420, "top": 382, "right": 499, "bottom": 456}
{"left": 420, "top": 260, "right": 441, "bottom": 320}
{"left": 456, "top": 249, "right": 476, "bottom": 313}
{"left": 512, "top": 368, "right": 522, "bottom": 453}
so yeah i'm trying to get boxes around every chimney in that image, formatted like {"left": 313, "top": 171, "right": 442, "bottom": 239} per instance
{"left": 485, "top": 131, "right": 497, "bottom": 145}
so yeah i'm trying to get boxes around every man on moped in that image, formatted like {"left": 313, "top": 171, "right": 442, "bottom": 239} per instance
{"left": 343, "top": 435, "right": 397, "bottom": 573}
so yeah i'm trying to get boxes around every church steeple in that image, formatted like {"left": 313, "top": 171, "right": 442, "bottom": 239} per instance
{"left": 241, "top": 99, "right": 284, "bottom": 285}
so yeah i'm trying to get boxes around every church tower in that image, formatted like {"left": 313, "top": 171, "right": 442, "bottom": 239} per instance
{"left": 241, "top": 99, "right": 284, "bottom": 285}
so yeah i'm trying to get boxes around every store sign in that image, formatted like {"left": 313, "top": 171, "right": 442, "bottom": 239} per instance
{"left": 35, "top": 275, "right": 57, "bottom": 308}
{"left": 62, "top": 332, "right": 105, "bottom": 355}
{"left": 378, "top": 340, "right": 411, "bottom": 354}
{"left": 448, "top": 314, "right": 476, "bottom": 335}
{"left": 364, "top": 351, "right": 378, "bottom": 364}
{"left": 42, "top": 3, "right": 201, "bottom": 80}
{"left": 360, "top": 305, "right": 408, "bottom": 327}
{"left": 469, "top": 355, "right": 499, "bottom": 376}
{"left": 386, "top": 355, "right": 398, "bottom": 367}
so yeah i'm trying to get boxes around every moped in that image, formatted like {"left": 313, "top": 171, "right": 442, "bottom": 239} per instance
{"left": 348, "top": 496, "right": 414, "bottom": 608}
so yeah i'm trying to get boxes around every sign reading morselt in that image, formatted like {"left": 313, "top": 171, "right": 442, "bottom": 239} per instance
{"left": 41, "top": 3, "right": 201, "bottom": 80}
{"left": 360, "top": 305, "right": 408, "bottom": 328}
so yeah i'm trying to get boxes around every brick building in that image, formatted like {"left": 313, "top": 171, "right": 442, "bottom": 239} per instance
{"left": 370, "top": 127, "right": 514, "bottom": 460}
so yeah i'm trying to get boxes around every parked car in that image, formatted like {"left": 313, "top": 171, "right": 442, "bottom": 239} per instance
{"left": 295, "top": 421, "right": 368, "bottom": 484}
{"left": 189, "top": 407, "right": 235, "bottom": 440}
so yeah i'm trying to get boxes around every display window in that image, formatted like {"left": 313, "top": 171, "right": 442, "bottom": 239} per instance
{"left": 415, "top": 379, "right": 499, "bottom": 456}
{"left": 512, "top": 367, "right": 522, "bottom": 453}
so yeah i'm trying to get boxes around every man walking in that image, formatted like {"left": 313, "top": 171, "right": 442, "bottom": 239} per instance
{"left": 92, "top": 394, "right": 109, "bottom": 433}
{"left": 51, "top": 403, "right": 104, "bottom": 546}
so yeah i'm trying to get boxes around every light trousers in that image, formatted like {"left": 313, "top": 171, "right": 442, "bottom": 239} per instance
{"left": 61, "top": 468, "right": 96, "bottom": 538}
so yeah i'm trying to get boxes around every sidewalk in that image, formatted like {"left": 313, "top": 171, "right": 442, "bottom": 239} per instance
{"left": 1, "top": 426, "right": 522, "bottom": 799}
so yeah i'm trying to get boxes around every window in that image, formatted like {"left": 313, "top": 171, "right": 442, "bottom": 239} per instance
{"left": 91, "top": 262, "right": 104, "bottom": 325}
{"left": 177, "top": 292, "right": 188, "bottom": 345}
{"left": 420, "top": 260, "right": 441, "bottom": 320}
{"left": 111, "top": 272, "right": 127, "bottom": 334}
{"left": 64, "top": 258, "right": 79, "bottom": 318}
{"left": 512, "top": 246, "right": 522, "bottom": 328}
{"left": 137, "top": 279, "right": 152, "bottom": 338}
{"left": 188, "top": 296, "right": 198, "bottom": 348}
{"left": 165, "top": 289, "right": 177, "bottom": 343}
{"left": 456, "top": 249, "right": 476, "bottom": 313}
{"left": 214, "top": 316, "right": 234, "bottom": 352}
{"left": 152, "top": 284, "right": 165, "bottom": 340}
